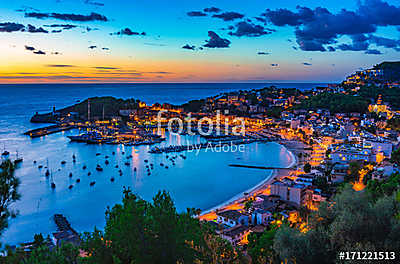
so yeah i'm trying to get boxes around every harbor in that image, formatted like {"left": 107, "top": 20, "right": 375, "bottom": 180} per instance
{"left": 1, "top": 125, "right": 291, "bottom": 245}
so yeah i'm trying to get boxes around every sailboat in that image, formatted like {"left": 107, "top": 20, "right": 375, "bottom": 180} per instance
{"left": 50, "top": 170, "right": 56, "bottom": 189}
{"left": 45, "top": 159, "right": 50, "bottom": 177}
{"left": 14, "top": 150, "right": 23, "bottom": 164}
{"left": 1, "top": 143, "right": 9, "bottom": 156}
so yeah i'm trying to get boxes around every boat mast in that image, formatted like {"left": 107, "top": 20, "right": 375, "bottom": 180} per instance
{"left": 88, "top": 99, "right": 91, "bottom": 122}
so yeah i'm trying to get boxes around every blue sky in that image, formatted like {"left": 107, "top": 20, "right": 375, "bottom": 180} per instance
{"left": 0, "top": 0, "right": 399, "bottom": 83}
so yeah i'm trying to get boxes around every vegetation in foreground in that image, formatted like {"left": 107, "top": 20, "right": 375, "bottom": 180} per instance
{"left": 1, "top": 158, "right": 400, "bottom": 263}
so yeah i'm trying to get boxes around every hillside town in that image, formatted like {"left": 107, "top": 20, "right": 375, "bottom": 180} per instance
{"left": 13, "top": 62, "right": 400, "bottom": 256}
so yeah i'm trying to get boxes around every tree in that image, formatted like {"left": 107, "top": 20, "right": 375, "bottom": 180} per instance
{"left": 23, "top": 243, "right": 80, "bottom": 264}
{"left": 247, "top": 228, "right": 278, "bottom": 264}
{"left": 303, "top": 162, "right": 311, "bottom": 173}
{"left": 346, "top": 161, "right": 361, "bottom": 182}
{"left": 390, "top": 148, "right": 400, "bottom": 166}
{"left": 273, "top": 185, "right": 400, "bottom": 264}
{"left": 244, "top": 199, "right": 253, "bottom": 212}
{"left": 0, "top": 160, "right": 21, "bottom": 236}
{"left": 312, "top": 176, "right": 329, "bottom": 193}
{"left": 81, "top": 188, "right": 211, "bottom": 264}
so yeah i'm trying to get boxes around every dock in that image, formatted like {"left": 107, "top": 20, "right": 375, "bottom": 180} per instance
{"left": 24, "top": 125, "right": 75, "bottom": 138}
{"left": 228, "top": 164, "right": 296, "bottom": 170}
{"left": 52, "top": 214, "right": 80, "bottom": 246}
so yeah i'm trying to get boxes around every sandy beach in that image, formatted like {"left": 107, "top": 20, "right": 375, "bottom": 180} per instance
{"left": 199, "top": 140, "right": 300, "bottom": 219}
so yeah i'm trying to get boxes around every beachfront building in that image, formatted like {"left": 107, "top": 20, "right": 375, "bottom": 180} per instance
{"left": 216, "top": 210, "right": 249, "bottom": 228}
{"left": 220, "top": 225, "right": 251, "bottom": 245}
{"left": 269, "top": 180, "right": 307, "bottom": 206}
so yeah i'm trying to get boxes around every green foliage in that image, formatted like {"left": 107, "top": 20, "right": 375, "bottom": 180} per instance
{"left": 273, "top": 185, "right": 400, "bottom": 264}
{"left": 244, "top": 200, "right": 253, "bottom": 212}
{"left": 367, "top": 173, "right": 400, "bottom": 200}
{"left": 247, "top": 228, "right": 278, "bottom": 264}
{"left": 182, "top": 99, "right": 206, "bottom": 112}
{"left": 0, "top": 160, "right": 20, "bottom": 236}
{"left": 312, "top": 176, "right": 329, "bottom": 193}
{"left": 4, "top": 189, "right": 241, "bottom": 264}
{"left": 387, "top": 117, "right": 400, "bottom": 131}
{"left": 80, "top": 189, "right": 203, "bottom": 263}
{"left": 25, "top": 243, "right": 79, "bottom": 264}
{"left": 303, "top": 162, "right": 311, "bottom": 173}
{"left": 296, "top": 92, "right": 369, "bottom": 113}
{"left": 60, "top": 97, "right": 142, "bottom": 119}
{"left": 390, "top": 148, "right": 400, "bottom": 166}
{"left": 346, "top": 161, "right": 361, "bottom": 183}
{"left": 79, "top": 188, "right": 239, "bottom": 264}
{"left": 265, "top": 107, "right": 282, "bottom": 119}
{"left": 356, "top": 84, "right": 400, "bottom": 108}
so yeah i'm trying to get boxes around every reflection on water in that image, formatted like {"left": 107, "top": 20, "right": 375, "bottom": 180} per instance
{"left": 1, "top": 130, "right": 292, "bottom": 245}
{"left": 0, "top": 83, "right": 296, "bottom": 245}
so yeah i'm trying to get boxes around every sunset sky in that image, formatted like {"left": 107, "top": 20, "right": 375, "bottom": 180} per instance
{"left": 1, "top": 0, "right": 400, "bottom": 83}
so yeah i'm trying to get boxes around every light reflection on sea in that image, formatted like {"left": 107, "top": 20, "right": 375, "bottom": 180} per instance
{"left": 0, "top": 83, "right": 302, "bottom": 245}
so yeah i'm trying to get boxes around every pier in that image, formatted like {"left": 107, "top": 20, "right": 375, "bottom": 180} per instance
{"left": 52, "top": 214, "right": 80, "bottom": 246}
{"left": 24, "top": 125, "right": 75, "bottom": 138}
{"left": 228, "top": 164, "right": 297, "bottom": 170}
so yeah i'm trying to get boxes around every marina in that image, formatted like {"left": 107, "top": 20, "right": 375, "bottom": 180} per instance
{"left": 0, "top": 83, "right": 313, "bottom": 245}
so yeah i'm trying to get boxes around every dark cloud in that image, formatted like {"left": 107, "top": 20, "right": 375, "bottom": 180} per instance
{"left": 25, "top": 12, "right": 108, "bottom": 22}
{"left": 270, "top": 63, "right": 278, "bottom": 67}
{"left": 204, "top": 7, "right": 221, "bottom": 13}
{"left": 112, "top": 28, "right": 146, "bottom": 36}
{"left": 292, "top": 46, "right": 298, "bottom": 50}
{"left": 33, "top": 50, "right": 46, "bottom": 55}
{"left": 84, "top": 0, "right": 104, "bottom": 6}
{"left": 182, "top": 44, "right": 196, "bottom": 50}
{"left": 257, "top": 51, "right": 270, "bottom": 55}
{"left": 94, "top": 67, "right": 119, "bottom": 69}
{"left": 44, "top": 24, "right": 77, "bottom": 30}
{"left": 146, "top": 71, "right": 173, "bottom": 74}
{"left": 327, "top": 46, "right": 335, "bottom": 52}
{"left": 51, "top": 52, "right": 61, "bottom": 55}
{"left": 302, "top": 62, "right": 312, "bottom": 66}
{"left": 358, "top": 0, "right": 400, "bottom": 26}
{"left": 262, "top": 1, "right": 400, "bottom": 52}
{"left": 203, "top": 31, "right": 231, "bottom": 48}
{"left": 336, "top": 34, "right": 400, "bottom": 52}
{"left": 86, "top": 26, "right": 99, "bottom": 32}
{"left": 337, "top": 34, "right": 369, "bottom": 51}
{"left": 52, "top": 30, "right": 62, "bottom": 33}
{"left": 24, "top": 45, "right": 35, "bottom": 51}
{"left": 228, "top": 21, "right": 272, "bottom": 37}
{"left": 89, "top": 45, "right": 97, "bottom": 49}
{"left": 46, "top": 64, "right": 75, "bottom": 67}
{"left": 263, "top": 6, "right": 314, "bottom": 26}
{"left": 368, "top": 35, "right": 400, "bottom": 48}
{"left": 15, "top": 6, "right": 39, "bottom": 12}
{"left": 26, "top": 24, "right": 48, "bottom": 33}
{"left": 187, "top": 11, "right": 207, "bottom": 17}
{"left": 0, "top": 22, "right": 25, "bottom": 32}
{"left": 212, "top": 12, "right": 244, "bottom": 21}
{"left": 254, "top": 17, "right": 267, "bottom": 23}
{"left": 102, "top": 47, "right": 110, "bottom": 50}
{"left": 365, "top": 49, "right": 382, "bottom": 54}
